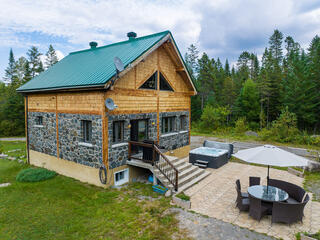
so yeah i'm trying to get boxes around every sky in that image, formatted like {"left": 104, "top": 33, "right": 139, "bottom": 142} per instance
{"left": 1, "top": 0, "right": 320, "bottom": 79}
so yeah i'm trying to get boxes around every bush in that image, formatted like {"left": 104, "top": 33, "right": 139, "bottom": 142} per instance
{"left": 234, "top": 117, "right": 247, "bottom": 134}
{"left": 200, "top": 105, "right": 230, "bottom": 130}
{"left": 16, "top": 168, "right": 57, "bottom": 182}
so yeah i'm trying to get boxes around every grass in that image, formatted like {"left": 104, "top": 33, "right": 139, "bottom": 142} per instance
{"left": 191, "top": 130, "right": 320, "bottom": 151}
{"left": 0, "top": 140, "right": 27, "bottom": 162}
{"left": 296, "top": 231, "right": 320, "bottom": 240}
{"left": 175, "top": 192, "right": 190, "bottom": 201}
{"left": 303, "top": 171, "right": 320, "bottom": 202}
{"left": 0, "top": 159, "right": 190, "bottom": 240}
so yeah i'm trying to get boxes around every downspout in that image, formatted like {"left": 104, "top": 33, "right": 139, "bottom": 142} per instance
{"left": 25, "top": 95, "right": 30, "bottom": 164}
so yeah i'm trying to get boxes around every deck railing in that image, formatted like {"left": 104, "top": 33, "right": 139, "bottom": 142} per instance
{"left": 128, "top": 141, "right": 179, "bottom": 191}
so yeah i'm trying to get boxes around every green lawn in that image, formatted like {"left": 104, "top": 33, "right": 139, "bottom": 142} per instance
{"left": 191, "top": 130, "right": 320, "bottom": 151}
{"left": 0, "top": 141, "right": 27, "bottom": 162}
{"left": 0, "top": 159, "right": 189, "bottom": 240}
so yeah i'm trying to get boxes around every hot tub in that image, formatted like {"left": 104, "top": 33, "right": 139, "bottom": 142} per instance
{"left": 189, "top": 147, "right": 229, "bottom": 169}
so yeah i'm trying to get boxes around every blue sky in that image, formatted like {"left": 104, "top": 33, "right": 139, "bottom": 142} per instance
{"left": 1, "top": 0, "right": 320, "bottom": 80}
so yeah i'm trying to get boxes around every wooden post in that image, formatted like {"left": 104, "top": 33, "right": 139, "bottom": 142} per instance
{"left": 128, "top": 142, "right": 131, "bottom": 160}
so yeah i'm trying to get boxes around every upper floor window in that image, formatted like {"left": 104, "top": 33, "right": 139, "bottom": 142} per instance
{"left": 139, "top": 72, "right": 157, "bottom": 90}
{"left": 36, "top": 116, "right": 43, "bottom": 125}
{"left": 113, "top": 121, "right": 124, "bottom": 143}
{"left": 81, "top": 120, "right": 92, "bottom": 143}
{"left": 159, "top": 72, "right": 173, "bottom": 91}
{"left": 139, "top": 71, "right": 174, "bottom": 91}
{"left": 180, "top": 115, "right": 187, "bottom": 131}
{"left": 161, "top": 116, "right": 175, "bottom": 134}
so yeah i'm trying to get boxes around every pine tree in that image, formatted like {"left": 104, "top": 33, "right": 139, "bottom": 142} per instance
{"left": 4, "top": 49, "right": 17, "bottom": 83}
{"left": 224, "top": 59, "right": 230, "bottom": 76}
{"left": 27, "top": 46, "right": 44, "bottom": 77}
{"left": 45, "top": 44, "right": 58, "bottom": 68}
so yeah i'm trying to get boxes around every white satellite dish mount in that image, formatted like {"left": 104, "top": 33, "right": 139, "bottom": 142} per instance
{"left": 114, "top": 57, "right": 124, "bottom": 74}
{"left": 105, "top": 98, "right": 117, "bottom": 111}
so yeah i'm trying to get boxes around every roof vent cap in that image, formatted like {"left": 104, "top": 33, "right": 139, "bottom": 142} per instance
{"left": 89, "top": 41, "right": 98, "bottom": 49}
{"left": 127, "top": 32, "right": 137, "bottom": 40}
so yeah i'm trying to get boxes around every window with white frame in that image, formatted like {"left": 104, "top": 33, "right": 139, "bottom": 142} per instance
{"left": 114, "top": 168, "right": 129, "bottom": 186}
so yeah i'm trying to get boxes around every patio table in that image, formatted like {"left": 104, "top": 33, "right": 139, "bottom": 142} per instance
{"left": 248, "top": 185, "right": 289, "bottom": 202}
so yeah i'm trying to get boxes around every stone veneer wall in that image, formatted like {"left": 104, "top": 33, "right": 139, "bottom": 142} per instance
{"left": 28, "top": 112, "right": 57, "bottom": 156}
{"left": 107, "top": 112, "right": 157, "bottom": 169}
{"left": 159, "top": 111, "right": 189, "bottom": 150}
{"left": 58, "top": 113, "right": 103, "bottom": 168}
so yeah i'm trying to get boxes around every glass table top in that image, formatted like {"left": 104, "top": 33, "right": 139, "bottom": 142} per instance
{"left": 248, "top": 185, "right": 289, "bottom": 202}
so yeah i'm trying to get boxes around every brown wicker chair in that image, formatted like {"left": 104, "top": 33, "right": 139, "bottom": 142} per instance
{"left": 249, "top": 176, "right": 261, "bottom": 187}
{"left": 236, "top": 186, "right": 250, "bottom": 211}
{"left": 271, "top": 194, "right": 310, "bottom": 224}
{"left": 249, "top": 195, "right": 270, "bottom": 221}
{"left": 236, "top": 179, "right": 249, "bottom": 198}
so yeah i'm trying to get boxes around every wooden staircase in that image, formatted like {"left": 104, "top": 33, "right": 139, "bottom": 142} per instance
{"left": 154, "top": 156, "right": 211, "bottom": 193}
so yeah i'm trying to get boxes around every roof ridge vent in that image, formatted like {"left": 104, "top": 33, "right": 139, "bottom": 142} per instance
{"left": 127, "top": 32, "right": 137, "bottom": 40}
{"left": 89, "top": 41, "right": 98, "bottom": 49}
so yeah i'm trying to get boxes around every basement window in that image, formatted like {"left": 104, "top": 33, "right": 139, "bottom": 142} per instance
{"left": 161, "top": 116, "right": 175, "bottom": 134}
{"left": 113, "top": 121, "right": 124, "bottom": 143}
{"left": 35, "top": 116, "right": 43, "bottom": 125}
{"left": 114, "top": 168, "right": 129, "bottom": 186}
{"left": 81, "top": 120, "right": 92, "bottom": 143}
{"left": 139, "top": 72, "right": 157, "bottom": 90}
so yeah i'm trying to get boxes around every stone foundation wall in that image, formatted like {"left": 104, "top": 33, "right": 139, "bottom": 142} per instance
{"left": 107, "top": 112, "right": 157, "bottom": 169}
{"left": 58, "top": 113, "right": 103, "bottom": 168}
{"left": 28, "top": 112, "right": 57, "bottom": 156}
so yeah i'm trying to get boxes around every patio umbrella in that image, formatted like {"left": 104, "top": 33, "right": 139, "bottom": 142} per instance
{"left": 232, "top": 145, "right": 309, "bottom": 189}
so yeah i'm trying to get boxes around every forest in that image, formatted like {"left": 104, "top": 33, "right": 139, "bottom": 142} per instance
{"left": 0, "top": 45, "right": 58, "bottom": 136}
{"left": 186, "top": 29, "right": 320, "bottom": 146}
{"left": 0, "top": 29, "right": 319, "bottom": 146}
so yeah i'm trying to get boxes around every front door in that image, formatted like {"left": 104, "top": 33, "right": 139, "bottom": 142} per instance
{"left": 130, "top": 119, "right": 148, "bottom": 153}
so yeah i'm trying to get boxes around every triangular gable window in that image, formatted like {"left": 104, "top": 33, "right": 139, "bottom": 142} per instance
{"left": 139, "top": 72, "right": 157, "bottom": 90}
{"left": 160, "top": 72, "right": 173, "bottom": 91}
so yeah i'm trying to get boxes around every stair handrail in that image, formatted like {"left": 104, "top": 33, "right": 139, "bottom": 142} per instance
{"left": 154, "top": 145, "right": 179, "bottom": 191}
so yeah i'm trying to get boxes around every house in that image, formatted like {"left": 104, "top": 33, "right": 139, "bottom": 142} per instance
{"left": 17, "top": 31, "right": 209, "bottom": 191}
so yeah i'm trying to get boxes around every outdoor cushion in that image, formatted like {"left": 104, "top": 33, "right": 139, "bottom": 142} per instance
{"left": 286, "top": 197, "right": 299, "bottom": 204}
{"left": 242, "top": 192, "right": 249, "bottom": 198}
{"left": 242, "top": 198, "right": 250, "bottom": 205}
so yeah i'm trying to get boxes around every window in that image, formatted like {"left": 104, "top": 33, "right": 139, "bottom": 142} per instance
{"left": 81, "top": 120, "right": 92, "bottom": 143}
{"left": 113, "top": 121, "right": 124, "bottom": 143}
{"left": 35, "top": 116, "right": 43, "bottom": 125}
{"left": 114, "top": 168, "right": 129, "bottom": 186}
{"left": 159, "top": 72, "right": 173, "bottom": 91}
{"left": 180, "top": 115, "right": 187, "bottom": 131}
{"left": 161, "top": 117, "right": 175, "bottom": 134}
{"left": 139, "top": 72, "right": 157, "bottom": 90}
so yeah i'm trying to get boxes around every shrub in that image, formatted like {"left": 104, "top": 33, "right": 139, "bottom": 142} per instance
{"left": 234, "top": 117, "right": 247, "bottom": 134}
{"left": 16, "top": 168, "right": 57, "bottom": 182}
{"left": 200, "top": 105, "right": 230, "bottom": 130}
{"left": 259, "top": 128, "right": 274, "bottom": 141}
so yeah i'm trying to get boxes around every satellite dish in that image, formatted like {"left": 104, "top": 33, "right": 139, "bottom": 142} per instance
{"left": 105, "top": 98, "right": 118, "bottom": 110}
{"left": 114, "top": 57, "right": 124, "bottom": 73}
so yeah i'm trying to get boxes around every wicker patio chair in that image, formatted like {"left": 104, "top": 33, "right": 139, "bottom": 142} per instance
{"left": 249, "top": 176, "right": 261, "bottom": 186}
{"left": 271, "top": 194, "right": 309, "bottom": 224}
{"left": 236, "top": 186, "right": 250, "bottom": 211}
{"left": 249, "top": 195, "right": 270, "bottom": 221}
{"left": 236, "top": 179, "right": 249, "bottom": 199}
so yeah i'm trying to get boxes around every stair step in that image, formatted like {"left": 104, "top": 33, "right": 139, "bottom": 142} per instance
{"left": 194, "top": 163, "right": 207, "bottom": 168}
{"left": 178, "top": 168, "right": 205, "bottom": 187}
{"left": 177, "top": 171, "right": 211, "bottom": 193}
{"left": 195, "top": 159, "right": 208, "bottom": 164}
{"left": 157, "top": 164, "right": 196, "bottom": 182}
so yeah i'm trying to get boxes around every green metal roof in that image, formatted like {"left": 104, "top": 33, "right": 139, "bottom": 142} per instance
{"left": 17, "top": 31, "right": 170, "bottom": 92}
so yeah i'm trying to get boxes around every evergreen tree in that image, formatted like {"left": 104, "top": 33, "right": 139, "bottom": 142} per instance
{"left": 27, "top": 46, "right": 44, "bottom": 77}
{"left": 4, "top": 49, "right": 17, "bottom": 83}
{"left": 45, "top": 44, "right": 58, "bottom": 68}
{"left": 224, "top": 59, "right": 230, "bottom": 76}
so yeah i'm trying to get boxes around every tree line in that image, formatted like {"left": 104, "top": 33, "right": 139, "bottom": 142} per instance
{"left": 0, "top": 45, "right": 58, "bottom": 136}
{"left": 186, "top": 29, "right": 320, "bottom": 137}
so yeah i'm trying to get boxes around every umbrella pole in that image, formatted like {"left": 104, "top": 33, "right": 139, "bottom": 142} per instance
{"left": 267, "top": 165, "right": 270, "bottom": 192}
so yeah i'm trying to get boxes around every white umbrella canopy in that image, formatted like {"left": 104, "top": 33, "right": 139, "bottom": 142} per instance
{"left": 232, "top": 145, "right": 309, "bottom": 167}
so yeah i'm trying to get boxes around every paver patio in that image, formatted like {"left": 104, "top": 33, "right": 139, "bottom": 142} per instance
{"left": 184, "top": 162, "right": 320, "bottom": 240}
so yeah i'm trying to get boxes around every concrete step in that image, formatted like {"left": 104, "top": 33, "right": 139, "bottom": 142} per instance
{"left": 157, "top": 164, "right": 196, "bottom": 183}
{"left": 195, "top": 159, "right": 208, "bottom": 164}
{"left": 194, "top": 163, "right": 207, "bottom": 168}
{"left": 178, "top": 168, "right": 205, "bottom": 187}
{"left": 177, "top": 171, "right": 211, "bottom": 193}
